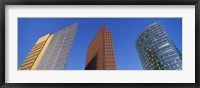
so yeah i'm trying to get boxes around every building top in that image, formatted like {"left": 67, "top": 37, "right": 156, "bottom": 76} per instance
{"left": 36, "top": 33, "right": 52, "bottom": 44}
{"left": 136, "top": 21, "right": 163, "bottom": 42}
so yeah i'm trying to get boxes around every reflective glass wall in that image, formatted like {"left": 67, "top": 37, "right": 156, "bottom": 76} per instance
{"left": 136, "top": 22, "right": 182, "bottom": 70}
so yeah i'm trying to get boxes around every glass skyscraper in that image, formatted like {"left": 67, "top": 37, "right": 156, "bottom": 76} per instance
{"left": 36, "top": 23, "right": 78, "bottom": 70}
{"left": 136, "top": 22, "right": 182, "bottom": 70}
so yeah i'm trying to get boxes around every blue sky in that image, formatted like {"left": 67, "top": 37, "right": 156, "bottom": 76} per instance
{"left": 18, "top": 18, "right": 182, "bottom": 70}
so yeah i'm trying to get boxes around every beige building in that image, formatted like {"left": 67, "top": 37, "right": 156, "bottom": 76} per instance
{"left": 19, "top": 34, "right": 53, "bottom": 70}
{"left": 19, "top": 22, "right": 78, "bottom": 70}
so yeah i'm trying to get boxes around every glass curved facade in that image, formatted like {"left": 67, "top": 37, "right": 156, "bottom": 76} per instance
{"left": 136, "top": 22, "right": 182, "bottom": 70}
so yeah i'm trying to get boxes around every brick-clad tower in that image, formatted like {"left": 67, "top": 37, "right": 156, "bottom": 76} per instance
{"left": 85, "top": 25, "right": 116, "bottom": 70}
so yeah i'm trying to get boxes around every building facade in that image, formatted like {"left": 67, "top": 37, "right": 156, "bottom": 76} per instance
{"left": 85, "top": 25, "right": 116, "bottom": 70}
{"left": 136, "top": 22, "right": 182, "bottom": 70}
{"left": 19, "top": 23, "right": 78, "bottom": 70}
{"left": 19, "top": 34, "right": 53, "bottom": 70}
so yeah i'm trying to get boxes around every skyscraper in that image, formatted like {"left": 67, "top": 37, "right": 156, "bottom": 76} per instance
{"left": 19, "top": 23, "right": 78, "bottom": 70}
{"left": 19, "top": 34, "right": 53, "bottom": 70}
{"left": 136, "top": 22, "right": 182, "bottom": 70}
{"left": 85, "top": 25, "right": 116, "bottom": 70}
